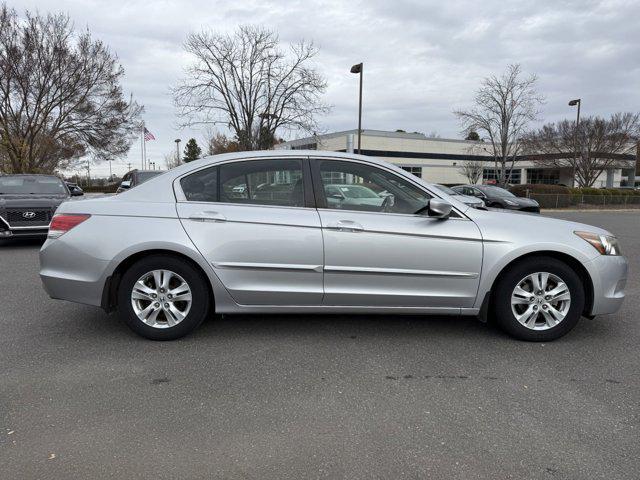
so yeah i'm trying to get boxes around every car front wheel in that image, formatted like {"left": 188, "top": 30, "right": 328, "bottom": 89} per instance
{"left": 118, "top": 255, "right": 210, "bottom": 340}
{"left": 492, "top": 256, "right": 585, "bottom": 341}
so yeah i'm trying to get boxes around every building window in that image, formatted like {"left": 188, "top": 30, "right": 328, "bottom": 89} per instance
{"left": 401, "top": 166, "right": 422, "bottom": 178}
{"left": 483, "top": 168, "right": 521, "bottom": 184}
{"left": 291, "top": 143, "right": 317, "bottom": 150}
{"left": 527, "top": 168, "right": 560, "bottom": 185}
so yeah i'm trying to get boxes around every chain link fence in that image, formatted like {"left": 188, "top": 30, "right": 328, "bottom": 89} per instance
{"left": 527, "top": 193, "right": 640, "bottom": 209}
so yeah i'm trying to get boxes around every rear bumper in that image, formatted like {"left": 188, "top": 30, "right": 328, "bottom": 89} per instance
{"left": 586, "top": 255, "right": 628, "bottom": 316}
{"left": 40, "top": 272, "right": 106, "bottom": 307}
{"left": 39, "top": 237, "right": 110, "bottom": 307}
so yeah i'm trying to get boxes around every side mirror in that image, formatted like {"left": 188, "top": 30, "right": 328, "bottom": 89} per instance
{"left": 120, "top": 180, "right": 131, "bottom": 189}
{"left": 329, "top": 193, "right": 344, "bottom": 200}
{"left": 71, "top": 188, "right": 83, "bottom": 196}
{"left": 428, "top": 198, "right": 452, "bottom": 219}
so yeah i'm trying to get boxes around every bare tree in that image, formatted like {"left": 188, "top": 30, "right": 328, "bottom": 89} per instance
{"left": 522, "top": 113, "right": 640, "bottom": 187}
{"left": 173, "top": 25, "right": 329, "bottom": 151}
{"left": 0, "top": 5, "right": 141, "bottom": 174}
{"left": 164, "top": 152, "right": 182, "bottom": 170}
{"left": 454, "top": 64, "right": 543, "bottom": 186}
{"left": 458, "top": 160, "right": 484, "bottom": 184}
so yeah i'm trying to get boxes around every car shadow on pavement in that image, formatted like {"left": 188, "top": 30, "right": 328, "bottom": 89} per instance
{"left": 60, "top": 307, "right": 507, "bottom": 344}
{"left": 193, "top": 312, "right": 519, "bottom": 345}
{"left": 46, "top": 304, "right": 621, "bottom": 350}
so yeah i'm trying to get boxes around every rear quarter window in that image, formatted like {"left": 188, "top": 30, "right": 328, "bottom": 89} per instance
{"left": 180, "top": 167, "right": 218, "bottom": 202}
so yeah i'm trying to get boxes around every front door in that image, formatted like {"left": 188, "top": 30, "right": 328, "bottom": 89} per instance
{"left": 177, "top": 157, "right": 324, "bottom": 306}
{"left": 311, "top": 158, "right": 483, "bottom": 308}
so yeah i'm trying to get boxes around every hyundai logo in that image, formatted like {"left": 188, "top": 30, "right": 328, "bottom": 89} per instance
{"left": 22, "top": 211, "right": 36, "bottom": 219}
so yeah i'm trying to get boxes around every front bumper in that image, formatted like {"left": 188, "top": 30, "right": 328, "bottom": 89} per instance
{"left": 0, "top": 217, "right": 49, "bottom": 237}
{"left": 1, "top": 228, "right": 49, "bottom": 238}
{"left": 586, "top": 254, "right": 628, "bottom": 316}
{"left": 506, "top": 204, "right": 540, "bottom": 213}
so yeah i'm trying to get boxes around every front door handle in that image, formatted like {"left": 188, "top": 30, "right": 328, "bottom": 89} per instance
{"left": 327, "top": 220, "right": 364, "bottom": 232}
{"left": 188, "top": 211, "right": 227, "bottom": 222}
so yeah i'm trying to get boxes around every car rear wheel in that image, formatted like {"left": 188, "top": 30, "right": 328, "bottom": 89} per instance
{"left": 118, "top": 255, "right": 210, "bottom": 340}
{"left": 492, "top": 256, "right": 585, "bottom": 341}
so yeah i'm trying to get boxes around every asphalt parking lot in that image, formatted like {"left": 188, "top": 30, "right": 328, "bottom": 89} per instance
{"left": 1, "top": 211, "right": 638, "bottom": 479}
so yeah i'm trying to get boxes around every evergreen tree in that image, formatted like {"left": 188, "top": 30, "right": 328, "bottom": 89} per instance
{"left": 183, "top": 138, "right": 202, "bottom": 162}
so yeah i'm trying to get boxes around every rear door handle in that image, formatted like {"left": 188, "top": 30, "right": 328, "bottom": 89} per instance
{"left": 327, "top": 220, "right": 364, "bottom": 232}
{"left": 188, "top": 211, "right": 227, "bottom": 222}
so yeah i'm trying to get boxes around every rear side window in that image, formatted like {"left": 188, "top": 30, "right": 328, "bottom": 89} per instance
{"left": 219, "top": 159, "right": 304, "bottom": 207}
{"left": 181, "top": 167, "right": 218, "bottom": 202}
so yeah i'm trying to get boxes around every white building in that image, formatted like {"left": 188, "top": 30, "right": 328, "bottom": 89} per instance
{"left": 279, "top": 129, "right": 637, "bottom": 187}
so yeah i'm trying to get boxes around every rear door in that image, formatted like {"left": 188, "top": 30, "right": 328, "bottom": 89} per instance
{"left": 176, "top": 157, "right": 324, "bottom": 306}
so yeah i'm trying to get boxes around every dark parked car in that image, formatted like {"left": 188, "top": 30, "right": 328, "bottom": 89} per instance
{"left": 65, "top": 182, "right": 84, "bottom": 196}
{"left": 0, "top": 174, "right": 70, "bottom": 238}
{"left": 116, "top": 169, "right": 165, "bottom": 194}
{"left": 452, "top": 184, "right": 540, "bottom": 213}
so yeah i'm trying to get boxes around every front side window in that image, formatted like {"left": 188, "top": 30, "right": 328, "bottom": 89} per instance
{"left": 220, "top": 159, "right": 304, "bottom": 207}
{"left": 316, "top": 160, "right": 431, "bottom": 214}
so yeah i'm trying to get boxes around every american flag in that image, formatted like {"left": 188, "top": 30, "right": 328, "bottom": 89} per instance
{"left": 144, "top": 127, "right": 156, "bottom": 141}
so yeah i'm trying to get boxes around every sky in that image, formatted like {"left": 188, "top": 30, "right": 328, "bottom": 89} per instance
{"left": 11, "top": 0, "right": 640, "bottom": 177}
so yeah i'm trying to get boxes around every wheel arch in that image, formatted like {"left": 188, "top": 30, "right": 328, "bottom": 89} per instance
{"left": 101, "top": 248, "right": 215, "bottom": 313}
{"left": 482, "top": 250, "right": 594, "bottom": 320}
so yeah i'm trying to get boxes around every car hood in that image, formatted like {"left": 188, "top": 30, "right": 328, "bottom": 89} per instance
{"left": 0, "top": 194, "right": 68, "bottom": 209}
{"left": 503, "top": 196, "right": 538, "bottom": 206}
{"left": 467, "top": 207, "right": 612, "bottom": 258}
{"left": 453, "top": 194, "right": 483, "bottom": 205}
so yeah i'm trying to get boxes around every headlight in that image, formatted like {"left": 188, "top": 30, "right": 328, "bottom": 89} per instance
{"left": 575, "top": 231, "right": 621, "bottom": 255}
{"left": 504, "top": 199, "right": 518, "bottom": 206}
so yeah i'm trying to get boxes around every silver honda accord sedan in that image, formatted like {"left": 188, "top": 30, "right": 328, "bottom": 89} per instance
{"left": 39, "top": 151, "right": 628, "bottom": 341}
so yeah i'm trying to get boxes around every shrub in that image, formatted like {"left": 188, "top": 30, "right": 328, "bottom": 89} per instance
{"left": 509, "top": 183, "right": 569, "bottom": 196}
{"left": 82, "top": 183, "right": 119, "bottom": 193}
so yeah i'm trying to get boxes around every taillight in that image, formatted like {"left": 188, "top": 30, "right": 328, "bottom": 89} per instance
{"left": 48, "top": 214, "right": 91, "bottom": 239}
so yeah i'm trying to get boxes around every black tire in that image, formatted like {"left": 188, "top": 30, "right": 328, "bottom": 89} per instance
{"left": 118, "top": 254, "right": 210, "bottom": 340}
{"left": 492, "top": 256, "right": 585, "bottom": 341}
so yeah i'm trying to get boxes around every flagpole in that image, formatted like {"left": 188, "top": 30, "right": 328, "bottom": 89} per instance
{"left": 143, "top": 125, "right": 147, "bottom": 170}
{"left": 140, "top": 122, "right": 144, "bottom": 170}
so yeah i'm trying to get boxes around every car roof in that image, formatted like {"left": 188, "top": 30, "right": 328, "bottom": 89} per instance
{"left": 117, "top": 150, "right": 471, "bottom": 214}
{"left": 165, "top": 149, "right": 403, "bottom": 173}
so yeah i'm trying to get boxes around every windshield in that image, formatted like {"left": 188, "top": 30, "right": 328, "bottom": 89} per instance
{"left": 433, "top": 184, "right": 457, "bottom": 195}
{"left": 478, "top": 186, "right": 515, "bottom": 197}
{"left": 136, "top": 171, "right": 163, "bottom": 183}
{"left": 0, "top": 176, "right": 67, "bottom": 195}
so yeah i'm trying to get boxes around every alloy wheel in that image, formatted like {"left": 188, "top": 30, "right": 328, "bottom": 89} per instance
{"left": 130, "top": 269, "right": 192, "bottom": 329}
{"left": 510, "top": 272, "right": 571, "bottom": 330}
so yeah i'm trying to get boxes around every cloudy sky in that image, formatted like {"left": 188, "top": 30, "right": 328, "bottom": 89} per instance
{"left": 12, "top": 0, "right": 640, "bottom": 177}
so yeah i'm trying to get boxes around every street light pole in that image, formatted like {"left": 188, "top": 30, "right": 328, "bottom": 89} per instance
{"left": 175, "top": 139, "right": 181, "bottom": 164}
{"left": 350, "top": 63, "right": 363, "bottom": 154}
{"left": 569, "top": 98, "right": 581, "bottom": 187}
